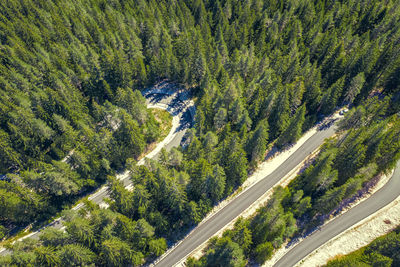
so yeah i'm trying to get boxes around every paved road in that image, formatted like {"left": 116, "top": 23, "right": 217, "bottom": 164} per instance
{"left": 274, "top": 160, "right": 400, "bottom": 267}
{"left": 154, "top": 122, "right": 338, "bottom": 266}
{"left": 0, "top": 86, "right": 194, "bottom": 255}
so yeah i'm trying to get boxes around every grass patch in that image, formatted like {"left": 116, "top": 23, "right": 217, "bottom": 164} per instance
{"left": 140, "top": 108, "right": 173, "bottom": 158}
{"left": 0, "top": 227, "right": 32, "bottom": 248}
{"left": 152, "top": 108, "right": 173, "bottom": 141}
{"left": 0, "top": 109, "right": 173, "bottom": 247}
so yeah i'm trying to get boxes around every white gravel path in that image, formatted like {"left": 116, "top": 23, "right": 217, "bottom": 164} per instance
{"left": 0, "top": 84, "right": 185, "bottom": 252}
{"left": 137, "top": 105, "right": 180, "bottom": 166}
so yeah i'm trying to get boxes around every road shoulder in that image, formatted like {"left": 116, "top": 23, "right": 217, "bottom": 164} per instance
{"left": 297, "top": 193, "right": 400, "bottom": 267}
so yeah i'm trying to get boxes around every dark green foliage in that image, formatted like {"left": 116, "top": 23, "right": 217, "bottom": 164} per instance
{"left": 34, "top": 246, "right": 60, "bottom": 267}
{"left": 223, "top": 218, "right": 253, "bottom": 255}
{"left": 246, "top": 119, "right": 269, "bottom": 164}
{"left": 286, "top": 98, "right": 400, "bottom": 223}
{"left": 4, "top": 204, "right": 161, "bottom": 266}
{"left": 204, "top": 237, "right": 247, "bottom": 267}
{"left": 0, "top": 179, "right": 43, "bottom": 225}
{"left": 0, "top": 0, "right": 170, "bottom": 237}
{"left": 325, "top": 228, "right": 400, "bottom": 267}
{"left": 196, "top": 98, "right": 400, "bottom": 265}
{"left": 57, "top": 244, "right": 96, "bottom": 267}
{"left": 250, "top": 188, "right": 297, "bottom": 248}
{"left": 254, "top": 242, "right": 274, "bottom": 264}
{"left": 148, "top": 238, "right": 167, "bottom": 257}
{"left": 276, "top": 104, "right": 306, "bottom": 148}
{"left": 366, "top": 231, "right": 400, "bottom": 265}
{"left": 1, "top": 0, "right": 400, "bottom": 265}
{"left": 100, "top": 237, "right": 142, "bottom": 267}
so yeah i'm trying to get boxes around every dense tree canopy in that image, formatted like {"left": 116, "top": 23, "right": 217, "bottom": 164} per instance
{"left": 1, "top": 0, "right": 399, "bottom": 265}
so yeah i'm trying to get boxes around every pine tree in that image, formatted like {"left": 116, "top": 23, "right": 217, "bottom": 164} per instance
{"left": 57, "top": 244, "right": 96, "bottom": 266}
{"left": 343, "top": 72, "right": 365, "bottom": 104}
{"left": 214, "top": 108, "right": 228, "bottom": 131}
{"left": 34, "top": 246, "right": 60, "bottom": 267}
{"left": 206, "top": 165, "right": 226, "bottom": 203}
{"left": 269, "top": 86, "right": 290, "bottom": 140}
{"left": 319, "top": 76, "right": 345, "bottom": 115}
{"left": 277, "top": 104, "right": 306, "bottom": 148}
{"left": 246, "top": 119, "right": 269, "bottom": 163}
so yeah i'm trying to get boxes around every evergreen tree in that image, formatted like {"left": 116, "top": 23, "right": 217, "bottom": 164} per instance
{"left": 277, "top": 104, "right": 306, "bottom": 148}
{"left": 270, "top": 86, "right": 290, "bottom": 139}
{"left": 246, "top": 119, "right": 269, "bottom": 163}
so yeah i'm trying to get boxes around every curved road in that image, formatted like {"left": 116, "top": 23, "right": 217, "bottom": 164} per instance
{"left": 87, "top": 89, "right": 194, "bottom": 205}
{"left": 154, "top": 121, "right": 338, "bottom": 266}
{"left": 274, "top": 160, "right": 400, "bottom": 267}
{"left": 0, "top": 84, "right": 194, "bottom": 255}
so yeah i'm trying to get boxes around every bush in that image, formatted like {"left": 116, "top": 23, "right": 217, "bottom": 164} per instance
{"left": 254, "top": 242, "right": 274, "bottom": 264}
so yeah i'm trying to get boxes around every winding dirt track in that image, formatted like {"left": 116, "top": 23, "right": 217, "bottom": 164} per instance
{"left": 0, "top": 85, "right": 194, "bottom": 256}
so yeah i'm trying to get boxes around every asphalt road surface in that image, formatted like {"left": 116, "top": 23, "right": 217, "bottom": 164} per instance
{"left": 0, "top": 88, "right": 193, "bottom": 256}
{"left": 154, "top": 121, "right": 337, "bottom": 267}
{"left": 274, "top": 160, "right": 400, "bottom": 267}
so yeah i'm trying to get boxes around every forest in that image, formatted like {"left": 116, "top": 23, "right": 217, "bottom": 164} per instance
{"left": 0, "top": 0, "right": 399, "bottom": 266}
{"left": 188, "top": 96, "right": 400, "bottom": 266}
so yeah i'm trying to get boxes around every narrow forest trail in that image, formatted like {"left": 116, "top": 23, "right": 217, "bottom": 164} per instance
{"left": 0, "top": 83, "right": 194, "bottom": 256}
